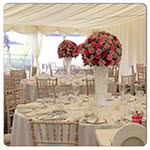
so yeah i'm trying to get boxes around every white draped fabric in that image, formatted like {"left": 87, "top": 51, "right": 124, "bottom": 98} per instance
{"left": 4, "top": 4, "right": 146, "bottom": 75}
{"left": 30, "top": 32, "right": 43, "bottom": 74}
{"left": 4, "top": 4, "right": 146, "bottom": 34}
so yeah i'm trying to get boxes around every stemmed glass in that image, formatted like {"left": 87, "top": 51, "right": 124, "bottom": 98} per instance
{"left": 55, "top": 86, "right": 65, "bottom": 112}
{"left": 119, "top": 84, "right": 126, "bottom": 102}
{"left": 72, "top": 84, "right": 80, "bottom": 98}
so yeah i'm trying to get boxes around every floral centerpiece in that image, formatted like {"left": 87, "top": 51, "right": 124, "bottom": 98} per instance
{"left": 81, "top": 31, "right": 122, "bottom": 106}
{"left": 58, "top": 40, "right": 79, "bottom": 82}
{"left": 81, "top": 31, "right": 122, "bottom": 66}
{"left": 58, "top": 40, "right": 79, "bottom": 58}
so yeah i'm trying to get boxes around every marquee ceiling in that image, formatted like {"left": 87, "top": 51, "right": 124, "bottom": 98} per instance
{"left": 4, "top": 3, "right": 146, "bottom": 34}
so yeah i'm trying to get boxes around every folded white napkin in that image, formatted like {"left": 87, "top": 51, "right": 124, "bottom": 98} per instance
{"left": 17, "top": 102, "right": 44, "bottom": 109}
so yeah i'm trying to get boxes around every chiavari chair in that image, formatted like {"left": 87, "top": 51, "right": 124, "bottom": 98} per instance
{"left": 29, "top": 119, "right": 79, "bottom": 146}
{"left": 85, "top": 79, "right": 95, "bottom": 95}
{"left": 10, "top": 69, "right": 26, "bottom": 88}
{"left": 121, "top": 75, "right": 135, "bottom": 95}
{"left": 36, "top": 78, "right": 58, "bottom": 98}
{"left": 136, "top": 64, "right": 146, "bottom": 83}
{"left": 4, "top": 88, "right": 29, "bottom": 133}
{"left": 4, "top": 74, "right": 15, "bottom": 90}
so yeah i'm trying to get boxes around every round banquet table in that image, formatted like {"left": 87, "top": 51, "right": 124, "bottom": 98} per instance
{"left": 10, "top": 94, "right": 146, "bottom": 146}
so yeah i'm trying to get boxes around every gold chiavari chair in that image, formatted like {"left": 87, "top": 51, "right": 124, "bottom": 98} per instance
{"left": 4, "top": 74, "right": 15, "bottom": 90}
{"left": 86, "top": 79, "right": 95, "bottom": 95}
{"left": 4, "top": 88, "right": 29, "bottom": 133}
{"left": 108, "top": 65, "right": 120, "bottom": 83}
{"left": 36, "top": 78, "right": 58, "bottom": 98}
{"left": 10, "top": 69, "right": 26, "bottom": 88}
{"left": 121, "top": 75, "right": 135, "bottom": 95}
{"left": 29, "top": 119, "right": 79, "bottom": 146}
{"left": 136, "top": 64, "right": 146, "bottom": 83}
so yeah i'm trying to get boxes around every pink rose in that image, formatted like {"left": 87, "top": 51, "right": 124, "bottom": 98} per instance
{"left": 119, "top": 43, "right": 122, "bottom": 48}
{"left": 116, "top": 48, "right": 121, "bottom": 53}
{"left": 108, "top": 40, "right": 112, "bottom": 44}
{"left": 105, "top": 43, "right": 110, "bottom": 49}
{"left": 111, "top": 60, "right": 115, "bottom": 65}
{"left": 107, "top": 54, "right": 112, "bottom": 61}
{"left": 109, "top": 50, "right": 114, "bottom": 55}
{"left": 96, "top": 49, "right": 101, "bottom": 55}
{"left": 99, "top": 39, "right": 105, "bottom": 45}
{"left": 90, "top": 55, "right": 95, "bottom": 60}
{"left": 89, "top": 48, "right": 94, "bottom": 54}
{"left": 99, "top": 60, "right": 106, "bottom": 66}
{"left": 103, "top": 35, "right": 107, "bottom": 39}
{"left": 113, "top": 40, "right": 117, "bottom": 45}
{"left": 108, "top": 35, "right": 113, "bottom": 39}
{"left": 91, "top": 41, "right": 97, "bottom": 47}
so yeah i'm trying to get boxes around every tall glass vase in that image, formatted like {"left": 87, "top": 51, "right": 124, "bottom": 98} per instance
{"left": 64, "top": 57, "right": 72, "bottom": 83}
{"left": 94, "top": 66, "right": 109, "bottom": 106}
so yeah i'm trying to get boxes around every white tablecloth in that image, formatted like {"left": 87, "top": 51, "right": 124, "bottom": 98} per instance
{"left": 10, "top": 94, "right": 146, "bottom": 146}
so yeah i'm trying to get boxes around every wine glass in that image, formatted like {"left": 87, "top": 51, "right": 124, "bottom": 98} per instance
{"left": 119, "top": 84, "right": 126, "bottom": 102}
{"left": 72, "top": 83, "right": 80, "bottom": 97}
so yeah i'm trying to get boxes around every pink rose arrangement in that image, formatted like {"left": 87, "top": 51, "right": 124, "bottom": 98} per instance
{"left": 58, "top": 40, "right": 79, "bottom": 58}
{"left": 77, "top": 43, "right": 85, "bottom": 53}
{"left": 81, "top": 31, "right": 122, "bottom": 66}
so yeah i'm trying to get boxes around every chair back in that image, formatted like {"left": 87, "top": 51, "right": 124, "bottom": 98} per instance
{"left": 108, "top": 65, "right": 119, "bottom": 83}
{"left": 29, "top": 119, "right": 79, "bottom": 146}
{"left": 36, "top": 78, "right": 58, "bottom": 98}
{"left": 4, "top": 75, "right": 15, "bottom": 90}
{"left": 10, "top": 69, "right": 26, "bottom": 88}
{"left": 121, "top": 75, "right": 135, "bottom": 94}
{"left": 112, "top": 123, "right": 146, "bottom": 146}
{"left": 86, "top": 79, "right": 95, "bottom": 95}
{"left": 4, "top": 88, "right": 28, "bottom": 133}
{"left": 136, "top": 64, "right": 146, "bottom": 83}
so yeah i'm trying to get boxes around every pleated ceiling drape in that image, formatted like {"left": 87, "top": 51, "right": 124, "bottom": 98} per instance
{"left": 4, "top": 4, "right": 146, "bottom": 75}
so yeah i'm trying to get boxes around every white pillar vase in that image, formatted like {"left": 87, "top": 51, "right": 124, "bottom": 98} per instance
{"left": 64, "top": 57, "right": 72, "bottom": 82}
{"left": 94, "top": 66, "right": 109, "bottom": 107}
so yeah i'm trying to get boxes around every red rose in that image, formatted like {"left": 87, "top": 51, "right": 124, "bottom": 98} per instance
{"left": 84, "top": 59, "right": 89, "bottom": 65}
{"left": 114, "top": 36, "right": 118, "bottom": 41}
{"left": 106, "top": 33, "right": 110, "bottom": 36}
{"left": 105, "top": 60, "right": 112, "bottom": 66}
{"left": 84, "top": 50, "right": 89, "bottom": 56}
{"left": 101, "top": 52, "right": 107, "bottom": 57}
{"left": 92, "top": 59, "right": 98, "bottom": 65}
{"left": 96, "top": 43, "right": 101, "bottom": 49}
